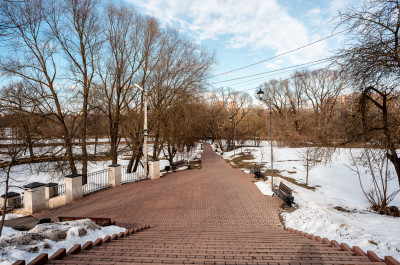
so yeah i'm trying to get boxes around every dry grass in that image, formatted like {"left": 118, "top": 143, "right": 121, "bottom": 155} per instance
{"left": 226, "top": 151, "right": 318, "bottom": 190}
{"left": 273, "top": 175, "right": 318, "bottom": 191}
{"left": 225, "top": 153, "right": 255, "bottom": 169}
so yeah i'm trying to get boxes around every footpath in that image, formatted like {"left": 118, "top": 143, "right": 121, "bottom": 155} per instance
{"left": 23, "top": 143, "right": 396, "bottom": 265}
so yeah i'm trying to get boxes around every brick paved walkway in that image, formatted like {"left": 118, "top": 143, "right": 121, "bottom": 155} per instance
{"left": 35, "top": 143, "right": 283, "bottom": 229}
{"left": 28, "top": 144, "right": 396, "bottom": 265}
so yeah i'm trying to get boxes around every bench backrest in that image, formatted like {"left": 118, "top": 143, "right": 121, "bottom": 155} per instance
{"left": 58, "top": 216, "right": 113, "bottom": 226}
{"left": 279, "top": 182, "right": 292, "bottom": 195}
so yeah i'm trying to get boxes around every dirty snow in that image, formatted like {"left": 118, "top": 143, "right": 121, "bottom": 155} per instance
{"left": 0, "top": 219, "right": 126, "bottom": 265}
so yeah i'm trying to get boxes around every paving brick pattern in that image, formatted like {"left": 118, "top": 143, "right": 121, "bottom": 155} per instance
{"left": 28, "top": 144, "right": 395, "bottom": 265}
{"left": 35, "top": 143, "right": 283, "bottom": 229}
{"left": 42, "top": 228, "right": 388, "bottom": 265}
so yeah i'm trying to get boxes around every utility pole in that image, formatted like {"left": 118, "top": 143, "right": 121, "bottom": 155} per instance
{"left": 134, "top": 83, "right": 148, "bottom": 178}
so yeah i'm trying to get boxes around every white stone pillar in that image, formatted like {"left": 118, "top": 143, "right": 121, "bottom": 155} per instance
{"left": 23, "top": 182, "right": 46, "bottom": 214}
{"left": 65, "top": 174, "right": 83, "bottom": 203}
{"left": 149, "top": 159, "right": 160, "bottom": 180}
{"left": 108, "top": 164, "right": 122, "bottom": 187}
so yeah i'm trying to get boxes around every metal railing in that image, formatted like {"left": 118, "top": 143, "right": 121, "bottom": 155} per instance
{"left": 121, "top": 164, "right": 146, "bottom": 184}
{"left": 83, "top": 168, "right": 110, "bottom": 195}
{"left": 58, "top": 183, "right": 66, "bottom": 195}
{"left": 15, "top": 194, "right": 23, "bottom": 209}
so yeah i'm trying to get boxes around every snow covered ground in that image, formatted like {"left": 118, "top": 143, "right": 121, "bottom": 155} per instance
{"left": 0, "top": 218, "right": 126, "bottom": 265}
{"left": 220, "top": 141, "right": 400, "bottom": 261}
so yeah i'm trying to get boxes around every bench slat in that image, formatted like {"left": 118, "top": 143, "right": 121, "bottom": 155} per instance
{"left": 274, "top": 182, "right": 294, "bottom": 207}
{"left": 58, "top": 217, "right": 114, "bottom": 226}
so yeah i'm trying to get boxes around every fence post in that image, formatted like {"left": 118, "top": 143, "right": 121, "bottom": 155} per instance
{"left": 45, "top": 183, "right": 58, "bottom": 200}
{"left": 1, "top": 192, "right": 21, "bottom": 209}
{"left": 108, "top": 164, "right": 121, "bottom": 187}
{"left": 65, "top": 174, "right": 83, "bottom": 203}
{"left": 149, "top": 159, "right": 160, "bottom": 180}
{"left": 23, "top": 182, "right": 46, "bottom": 214}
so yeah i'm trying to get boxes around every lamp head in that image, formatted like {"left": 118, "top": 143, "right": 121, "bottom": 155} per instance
{"left": 257, "top": 88, "right": 265, "bottom": 100}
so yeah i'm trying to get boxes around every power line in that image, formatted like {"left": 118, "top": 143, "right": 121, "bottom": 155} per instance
{"left": 208, "top": 65, "right": 333, "bottom": 95}
{"left": 222, "top": 60, "right": 328, "bottom": 89}
{"left": 210, "top": 58, "right": 330, "bottom": 85}
{"left": 212, "top": 28, "right": 348, "bottom": 77}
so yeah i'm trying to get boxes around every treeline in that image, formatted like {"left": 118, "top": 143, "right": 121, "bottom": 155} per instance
{"left": 0, "top": 0, "right": 213, "bottom": 178}
{"left": 205, "top": 69, "right": 363, "bottom": 149}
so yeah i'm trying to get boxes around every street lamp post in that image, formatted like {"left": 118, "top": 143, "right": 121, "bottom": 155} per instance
{"left": 134, "top": 83, "right": 148, "bottom": 178}
{"left": 229, "top": 117, "right": 235, "bottom": 157}
{"left": 257, "top": 88, "right": 274, "bottom": 190}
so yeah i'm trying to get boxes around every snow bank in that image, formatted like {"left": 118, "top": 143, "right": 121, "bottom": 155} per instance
{"left": 0, "top": 219, "right": 126, "bottom": 265}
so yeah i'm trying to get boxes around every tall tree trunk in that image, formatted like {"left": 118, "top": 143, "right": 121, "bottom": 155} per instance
{"left": 81, "top": 85, "right": 89, "bottom": 185}
{"left": 110, "top": 125, "right": 118, "bottom": 165}
{"left": 0, "top": 167, "right": 11, "bottom": 236}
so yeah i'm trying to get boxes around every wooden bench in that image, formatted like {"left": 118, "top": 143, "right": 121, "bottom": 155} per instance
{"left": 250, "top": 165, "right": 262, "bottom": 179}
{"left": 272, "top": 182, "right": 294, "bottom": 207}
{"left": 58, "top": 217, "right": 115, "bottom": 226}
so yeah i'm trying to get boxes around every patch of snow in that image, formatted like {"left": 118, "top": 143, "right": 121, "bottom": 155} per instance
{"left": 0, "top": 214, "right": 26, "bottom": 221}
{"left": 0, "top": 219, "right": 126, "bottom": 265}
{"left": 254, "top": 180, "right": 274, "bottom": 196}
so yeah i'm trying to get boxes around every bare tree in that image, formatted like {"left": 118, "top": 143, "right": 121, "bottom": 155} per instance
{"left": 208, "top": 88, "right": 252, "bottom": 151}
{"left": 349, "top": 148, "right": 400, "bottom": 211}
{"left": 0, "top": 0, "right": 78, "bottom": 174}
{"left": 0, "top": 142, "right": 27, "bottom": 236}
{"left": 0, "top": 82, "right": 44, "bottom": 159}
{"left": 296, "top": 146, "right": 322, "bottom": 185}
{"left": 46, "top": 0, "right": 102, "bottom": 183}
{"left": 95, "top": 3, "right": 147, "bottom": 164}
{"left": 334, "top": 0, "right": 400, "bottom": 186}
{"left": 147, "top": 27, "right": 213, "bottom": 158}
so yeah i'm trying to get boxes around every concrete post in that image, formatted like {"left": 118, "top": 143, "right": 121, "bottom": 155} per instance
{"left": 65, "top": 174, "right": 83, "bottom": 203}
{"left": 23, "top": 182, "right": 46, "bottom": 214}
{"left": 149, "top": 159, "right": 160, "bottom": 180}
{"left": 1, "top": 192, "right": 21, "bottom": 209}
{"left": 108, "top": 164, "right": 121, "bottom": 187}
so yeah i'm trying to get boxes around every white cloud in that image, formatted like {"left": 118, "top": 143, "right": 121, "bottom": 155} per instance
{"left": 127, "top": 0, "right": 332, "bottom": 65}
{"left": 328, "top": 0, "right": 362, "bottom": 17}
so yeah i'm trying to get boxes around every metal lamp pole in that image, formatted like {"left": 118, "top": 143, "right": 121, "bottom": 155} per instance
{"left": 269, "top": 99, "right": 274, "bottom": 189}
{"left": 257, "top": 88, "right": 274, "bottom": 190}
{"left": 134, "top": 83, "right": 148, "bottom": 178}
{"left": 230, "top": 117, "right": 235, "bottom": 157}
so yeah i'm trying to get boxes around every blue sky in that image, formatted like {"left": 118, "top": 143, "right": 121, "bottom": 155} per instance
{"left": 126, "top": 0, "right": 362, "bottom": 95}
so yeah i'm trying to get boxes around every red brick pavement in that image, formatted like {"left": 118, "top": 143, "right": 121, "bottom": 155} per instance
{"left": 35, "top": 143, "right": 283, "bottom": 229}
{"left": 26, "top": 143, "right": 396, "bottom": 265}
